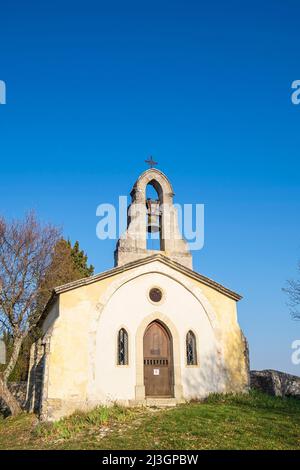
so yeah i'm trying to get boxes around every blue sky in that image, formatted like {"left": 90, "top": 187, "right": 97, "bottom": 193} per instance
{"left": 0, "top": 0, "right": 300, "bottom": 374}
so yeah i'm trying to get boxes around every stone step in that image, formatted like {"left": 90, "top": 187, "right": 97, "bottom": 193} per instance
{"left": 145, "top": 397, "right": 178, "bottom": 408}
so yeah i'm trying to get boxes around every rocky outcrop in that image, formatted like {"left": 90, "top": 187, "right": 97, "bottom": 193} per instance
{"left": 250, "top": 370, "right": 300, "bottom": 398}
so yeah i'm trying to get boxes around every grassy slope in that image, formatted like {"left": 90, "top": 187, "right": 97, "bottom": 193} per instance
{"left": 0, "top": 391, "right": 299, "bottom": 450}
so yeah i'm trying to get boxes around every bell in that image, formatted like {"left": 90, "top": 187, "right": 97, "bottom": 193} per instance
{"left": 146, "top": 199, "right": 160, "bottom": 233}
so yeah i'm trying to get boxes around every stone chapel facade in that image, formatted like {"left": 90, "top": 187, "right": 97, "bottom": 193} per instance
{"left": 27, "top": 168, "right": 249, "bottom": 421}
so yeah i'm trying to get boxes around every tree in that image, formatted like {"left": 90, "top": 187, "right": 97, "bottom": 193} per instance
{"left": 0, "top": 213, "right": 60, "bottom": 415}
{"left": 283, "top": 260, "right": 300, "bottom": 320}
{"left": 1, "top": 331, "right": 34, "bottom": 382}
{"left": 0, "top": 233, "right": 95, "bottom": 413}
{"left": 69, "top": 240, "right": 94, "bottom": 278}
{"left": 36, "top": 238, "right": 94, "bottom": 317}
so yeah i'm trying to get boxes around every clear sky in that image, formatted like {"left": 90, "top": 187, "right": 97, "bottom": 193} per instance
{"left": 0, "top": 0, "right": 300, "bottom": 374}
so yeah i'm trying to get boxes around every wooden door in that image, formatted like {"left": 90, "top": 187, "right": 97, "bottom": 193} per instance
{"left": 143, "top": 321, "right": 173, "bottom": 397}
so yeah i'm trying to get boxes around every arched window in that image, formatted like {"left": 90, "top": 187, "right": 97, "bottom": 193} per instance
{"left": 186, "top": 331, "right": 197, "bottom": 365}
{"left": 117, "top": 328, "right": 128, "bottom": 365}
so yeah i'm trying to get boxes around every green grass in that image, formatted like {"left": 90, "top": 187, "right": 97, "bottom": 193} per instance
{"left": 0, "top": 391, "right": 299, "bottom": 450}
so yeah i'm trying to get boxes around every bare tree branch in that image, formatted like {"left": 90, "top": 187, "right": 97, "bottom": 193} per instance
{"left": 283, "top": 260, "right": 300, "bottom": 320}
{"left": 0, "top": 212, "right": 61, "bottom": 415}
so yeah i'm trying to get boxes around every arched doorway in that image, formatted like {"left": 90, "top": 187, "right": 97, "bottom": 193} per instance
{"left": 143, "top": 321, "right": 174, "bottom": 397}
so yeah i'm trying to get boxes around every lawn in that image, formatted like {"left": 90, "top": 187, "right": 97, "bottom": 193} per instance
{"left": 0, "top": 391, "right": 299, "bottom": 450}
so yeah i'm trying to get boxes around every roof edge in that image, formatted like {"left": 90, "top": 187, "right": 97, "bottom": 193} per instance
{"left": 38, "top": 254, "right": 242, "bottom": 327}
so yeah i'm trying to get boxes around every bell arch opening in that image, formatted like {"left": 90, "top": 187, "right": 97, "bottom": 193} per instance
{"left": 146, "top": 181, "right": 164, "bottom": 251}
{"left": 114, "top": 167, "right": 192, "bottom": 269}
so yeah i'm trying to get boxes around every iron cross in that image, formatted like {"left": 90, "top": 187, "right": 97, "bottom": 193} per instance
{"left": 145, "top": 156, "right": 158, "bottom": 168}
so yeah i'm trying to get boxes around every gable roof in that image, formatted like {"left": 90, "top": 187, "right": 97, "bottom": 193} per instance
{"left": 39, "top": 254, "right": 242, "bottom": 326}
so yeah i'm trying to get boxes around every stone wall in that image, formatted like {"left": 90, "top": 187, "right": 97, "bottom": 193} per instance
{"left": 0, "top": 381, "right": 27, "bottom": 417}
{"left": 26, "top": 340, "right": 45, "bottom": 414}
{"left": 250, "top": 369, "right": 300, "bottom": 398}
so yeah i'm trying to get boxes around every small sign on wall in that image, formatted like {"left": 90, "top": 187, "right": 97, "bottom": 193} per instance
{"left": 153, "top": 369, "right": 160, "bottom": 375}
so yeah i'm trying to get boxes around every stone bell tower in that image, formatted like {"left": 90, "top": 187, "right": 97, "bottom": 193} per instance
{"left": 114, "top": 168, "right": 192, "bottom": 269}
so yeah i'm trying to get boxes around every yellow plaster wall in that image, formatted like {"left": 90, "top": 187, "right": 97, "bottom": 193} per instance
{"left": 44, "top": 274, "right": 124, "bottom": 401}
{"left": 192, "top": 279, "right": 248, "bottom": 391}
{"left": 42, "top": 265, "right": 248, "bottom": 418}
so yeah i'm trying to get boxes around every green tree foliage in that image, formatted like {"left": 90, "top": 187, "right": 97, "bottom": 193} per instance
{"left": 36, "top": 239, "right": 94, "bottom": 316}
{"left": 68, "top": 240, "right": 94, "bottom": 278}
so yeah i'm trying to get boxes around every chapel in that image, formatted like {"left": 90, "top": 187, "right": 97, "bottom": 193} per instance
{"left": 26, "top": 167, "right": 249, "bottom": 421}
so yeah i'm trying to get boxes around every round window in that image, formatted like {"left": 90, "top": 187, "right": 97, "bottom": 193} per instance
{"left": 149, "top": 287, "right": 163, "bottom": 303}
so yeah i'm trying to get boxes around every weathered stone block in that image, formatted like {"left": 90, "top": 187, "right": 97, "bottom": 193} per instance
{"left": 250, "top": 369, "right": 300, "bottom": 398}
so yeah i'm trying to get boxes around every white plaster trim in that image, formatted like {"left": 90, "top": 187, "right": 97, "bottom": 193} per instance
{"left": 95, "top": 261, "right": 220, "bottom": 334}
